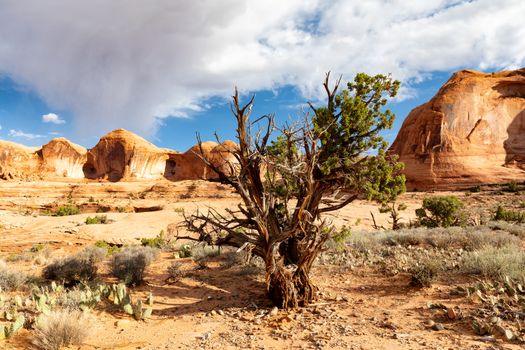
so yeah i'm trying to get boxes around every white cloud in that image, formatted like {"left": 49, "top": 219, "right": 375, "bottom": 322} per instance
{"left": 0, "top": 0, "right": 523, "bottom": 136}
{"left": 8, "top": 129, "right": 44, "bottom": 139}
{"left": 42, "top": 113, "right": 65, "bottom": 124}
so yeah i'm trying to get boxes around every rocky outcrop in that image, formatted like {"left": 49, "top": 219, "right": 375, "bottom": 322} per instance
{"left": 166, "top": 141, "right": 238, "bottom": 181}
{"left": 0, "top": 129, "right": 237, "bottom": 182}
{"left": 0, "top": 141, "right": 40, "bottom": 180}
{"left": 390, "top": 68, "right": 525, "bottom": 190}
{"left": 40, "top": 138, "right": 87, "bottom": 178}
{"left": 83, "top": 129, "right": 169, "bottom": 181}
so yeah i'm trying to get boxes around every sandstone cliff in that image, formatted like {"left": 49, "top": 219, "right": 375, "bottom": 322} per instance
{"left": 0, "top": 129, "right": 237, "bottom": 182}
{"left": 390, "top": 68, "right": 525, "bottom": 190}
{"left": 83, "top": 129, "right": 169, "bottom": 181}
{"left": 40, "top": 138, "right": 87, "bottom": 178}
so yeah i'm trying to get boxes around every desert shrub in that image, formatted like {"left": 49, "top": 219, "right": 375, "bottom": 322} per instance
{"left": 0, "top": 260, "right": 29, "bottom": 291}
{"left": 141, "top": 230, "right": 166, "bottom": 249}
{"left": 488, "top": 221, "right": 525, "bottom": 239}
{"left": 494, "top": 205, "right": 525, "bottom": 223}
{"left": 54, "top": 205, "right": 80, "bottom": 216}
{"left": 415, "top": 196, "right": 464, "bottom": 227}
{"left": 30, "top": 243, "right": 46, "bottom": 253}
{"left": 94, "top": 240, "right": 120, "bottom": 255}
{"left": 410, "top": 258, "right": 443, "bottom": 288}
{"left": 191, "top": 244, "right": 220, "bottom": 268}
{"left": 462, "top": 245, "right": 525, "bottom": 282}
{"left": 505, "top": 181, "right": 519, "bottom": 193}
{"left": 325, "top": 226, "right": 352, "bottom": 251}
{"left": 31, "top": 309, "right": 89, "bottom": 350}
{"left": 174, "top": 207, "right": 185, "bottom": 214}
{"left": 42, "top": 248, "right": 104, "bottom": 285}
{"left": 110, "top": 246, "right": 159, "bottom": 285}
{"left": 349, "top": 225, "right": 519, "bottom": 251}
{"left": 85, "top": 215, "right": 108, "bottom": 225}
{"left": 469, "top": 185, "right": 481, "bottom": 193}
{"left": 167, "top": 261, "right": 185, "bottom": 281}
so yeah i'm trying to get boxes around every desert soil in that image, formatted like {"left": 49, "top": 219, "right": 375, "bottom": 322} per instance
{"left": 0, "top": 179, "right": 521, "bottom": 349}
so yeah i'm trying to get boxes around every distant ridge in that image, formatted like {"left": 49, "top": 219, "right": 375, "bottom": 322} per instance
{"left": 0, "top": 129, "right": 236, "bottom": 182}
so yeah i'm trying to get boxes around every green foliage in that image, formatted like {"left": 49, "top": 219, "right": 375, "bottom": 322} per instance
{"left": 85, "top": 215, "right": 108, "bottom": 225}
{"left": 109, "top": 283, "right": 153, "bottom": 320}
{"left": 94, "top": 240, "right": 120, "bottom": 255}
{"left": 494, "top": 205, "right": 525, "bottom": 223}
{"left": 469, "top": 185, "right": 481, "bottom": 193}
{"left": 416, "top": 196, "right": 464, "bottom": 228}
{"left": 140, "top": 230, "right": 166, "bottom": 248}
{"left": 54, "top": 205, "right": 80, "bottom": 216}
{"left": 329, "top": 226, "right": 351, "bottom": 251}
{"left": 505, "top": 181, "right": 519, "bottom": 193}
{"left": 311, "top": 73, "right": 405, "bottom": 202}
{"left": 30, "top": 243, "right": 46, "bottom": 253}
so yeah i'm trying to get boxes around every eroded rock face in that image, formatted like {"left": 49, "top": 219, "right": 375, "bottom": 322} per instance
{"left": 40, "top": 138, "right": 87, "bottom": 178}
{"left": 0, "top": 141, "right": 39, "bottom": 180}
{"left": 83, "top": 129, "right": 168, "bottom": 181}
{"left": 390, "top": 69, "right": 525, "bottom": 190}
{"left": 0, "top": 128, "right": 238, "bottom": 182}
{"left": 166, "top": 140, "right": 238, "bottom": 181}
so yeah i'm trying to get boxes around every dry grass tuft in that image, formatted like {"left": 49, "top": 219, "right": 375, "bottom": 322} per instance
{"left": 31, "top": 309, "right": 90, "bottom": 350}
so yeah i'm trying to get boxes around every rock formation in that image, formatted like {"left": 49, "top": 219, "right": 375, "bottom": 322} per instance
{"left": 40, "top": 138, "right": 87, "bottom": 178}
{"left": 0, "top": 141, "right": 40, "bottom": 180}
{"left": 0, "top": 129, "right": 237, "bottom": 182}
{"left": 83, "top": 129, "right": 169, "bottom": 181}
{"left": 166, "top": 141, "right": 238, "bottom": 181}
{"left": 390, "top": 68, "right": 525, "bottom": 190}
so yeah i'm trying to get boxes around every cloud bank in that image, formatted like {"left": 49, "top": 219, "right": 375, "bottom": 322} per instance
{"left": 0, "top": 0, "right": 523, "bottom": 136}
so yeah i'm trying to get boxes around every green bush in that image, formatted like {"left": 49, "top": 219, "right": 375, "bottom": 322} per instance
{"left": 85, "top": 215, "right": 108, "bottom": 225}
{"left": 505, "top": 181, "right": 519, "bottom": 193}
{"left": 94, "top": 240, "right": 120, "bottom": 255}
{"left": 110, "top": 246, "right": 159, "bottom": 285}
{"left": 415, "top": 196, "right": 464, "bottom": 227}
{"left": 140, "top": 230, "right": 166, "bottom": 249}
{"left": 494, "top": 205, "right": 525, "bottom": 223}
{"left": 55, "top": 205, "right": 80, "bottom": 216}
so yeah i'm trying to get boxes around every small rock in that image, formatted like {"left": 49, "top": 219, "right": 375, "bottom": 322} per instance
{"left": 447, "top": 307, "right": 457, "bottom": 320}
{"left": 423, "top": 320, "right": 435, "bottom": 328}
{"left": 478, "top": 335, "right": 496, "bottom": 343}
{"left": 268, "top": 306, "right": 278, "bottom": 317}
{"left": 210, "top": 310, "right": 217, "bottom": 316}
{"left": 504, "top": 329, "right": 514, "bottom": 341}
{"left": 217, "top": 309, "right": 225, "bottom": 316}
{"left": 432, "top": 323, "right": 444, "bottom": 331}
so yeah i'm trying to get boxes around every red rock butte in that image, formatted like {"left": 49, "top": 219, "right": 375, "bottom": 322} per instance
{"left": 0, "top": 128, "right": 236, "bottom": 182}
{"left": 390, "top": 68, "right": 525, "bottom": 190}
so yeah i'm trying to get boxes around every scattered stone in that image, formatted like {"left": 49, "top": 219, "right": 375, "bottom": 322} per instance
{"left": 217, "top": 309, "right": 225, "bottom": 316}
{"left": 210, "top": 310, "right": 217, "bottom": 316}
{"left": 423, "top": 320, "right": 435, "bottom": 328}
{"left": 432, "top": 323, "right": 444, "bottom": 331}
{"left": 478, "top": 335, "right": 496, "bottom": 343}
{"left": 268, "top": 307, "right": 278, "bottom": 317}
{"left": 447, "top": 307, "right": 457, "bottom": 320}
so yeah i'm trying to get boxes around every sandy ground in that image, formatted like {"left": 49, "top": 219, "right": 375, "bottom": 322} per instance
{"left": 0, "top": 179, "right": 521, "bottom": 349}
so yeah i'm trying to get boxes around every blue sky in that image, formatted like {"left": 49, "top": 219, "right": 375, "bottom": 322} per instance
{"left": 0, "top": 1, "right": 523, "bottom": 151}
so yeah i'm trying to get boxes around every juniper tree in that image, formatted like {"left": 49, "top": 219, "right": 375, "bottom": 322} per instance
{"left": 184, "top": 72, "right": 405, "bottom": 308}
